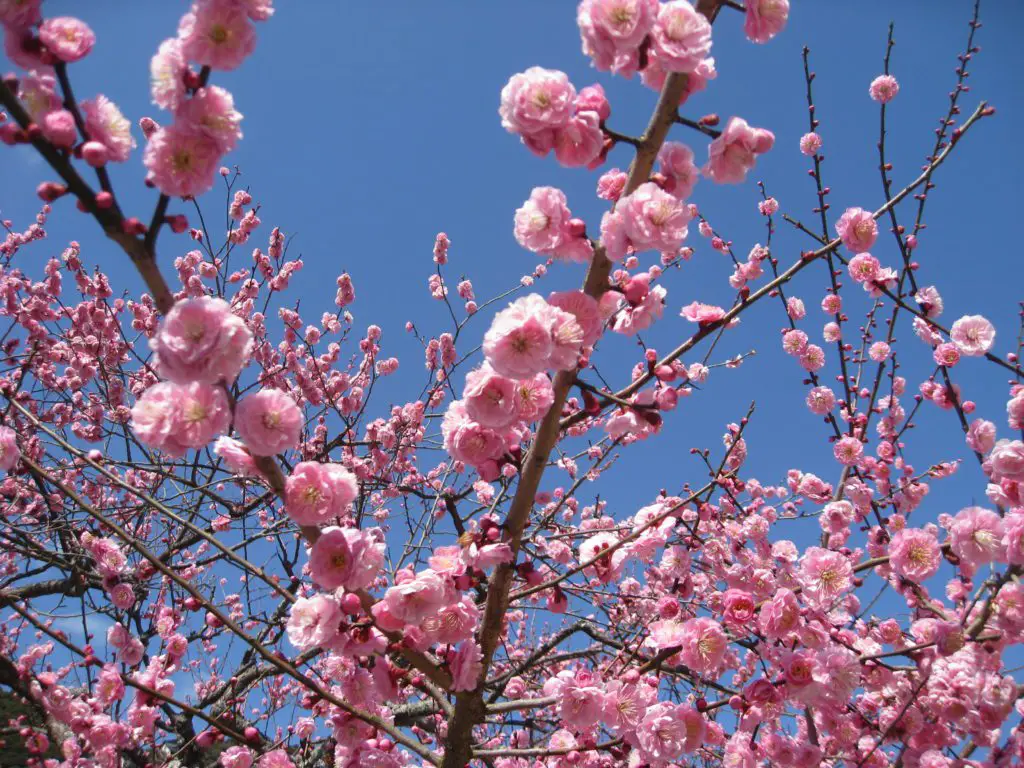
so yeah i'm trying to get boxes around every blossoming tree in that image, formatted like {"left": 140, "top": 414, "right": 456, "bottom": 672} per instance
{"left": 0, "top": 1, "right": 1022, "bottom": 767}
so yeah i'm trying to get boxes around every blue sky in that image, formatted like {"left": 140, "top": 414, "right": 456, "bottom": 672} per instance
{"left": 3, "top": 1, "right": 1020, "bottom": 525}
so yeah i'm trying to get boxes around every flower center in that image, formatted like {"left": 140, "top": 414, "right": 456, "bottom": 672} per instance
{"left": 209, "top": 24, "right": 230, "bottom": 45}
{"left": 183, "top": 400, "right": 207, "bottom": 423}
{"left": 262, "top": 411, "right": 282, "bottom": 429}
{"left": 532, "top": 90, "right": 551, "bottom": 109}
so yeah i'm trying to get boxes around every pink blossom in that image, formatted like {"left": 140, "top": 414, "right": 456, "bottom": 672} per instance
{"left": 220, "top": 747, "right": 254, "bottom": 768}
{"left": 950, "top": 314, "right": 995, "bottom": 356}
{"left": 548, "top": 290, "right": 602, "bottom": 347}
{"left": 577, "top": 0, "right": 658, "bottom": 76}
{"left": 579, "top": 530, "right": 628, "bottom": 583}
{"left": 543, "top": 668, "right": 606, "bottom": 728}
{"left": 680, "top": 301, "right": 725, "bottom": 325}
{"left": 835, "top": 207, "right": 878, "bottom": 253}
{"left": 703, "top": 117, "right": 775, "bottom": 184}
{"left": 806, "top": 386, "right": 836, "bottom": 415}
{"left": 179, "top": 1, "right": 257, "bottom": 71}
{"left": 799, "top": 344, "right": 825, "bottom": 372}
{"left": 601, "top": 181, "right": 690, "bottom": 261}
{"left": 833, "top": 436, "right": 863, "bottom": 466}
{"left": 933, "top": 342, "right": 960, "bottom": 367}
{"left": 678, "top": 616, "right": 727, "bottom": 673}
{"left": 638, "top": 703, "right": 705, "bottom": 763}
{"left": 1003, "top": 511, "right": 1024, "bottom": 566}
{"left": 597, "top": 168, "right": 628, "bottom": 201}
{"left": 0, "top": 0, "right": 40, "bottom": 27}
{"left": 869, "top": 74, "right": 900, "bottom": 103}
{"left": 721, "top": 589, "right": 755, "bottom": 630}
{"left": 0, "top": 426, "right": 19, "bottom": 472}
{"left": 511, "top": 373, "right": 555, "bottom": 421}
{"left": 450, "top": 640, "right": 483, "bottom": 692}
{"left": 151, "top": 38, "right": 188, "bottom": 111}
{"left": 38, "top": 17, "right": 95, "bottom": 62}
{"left": 421, "top": 596, "right": 479, "bottom": 645}
{"left": 948, "top": 506, "right": 1005, "bottom": 571}
{"left": 759, "top": 588, "right": 800, "bottom": 638}
{"left": 484, "top": 294, "right": 581, "bottom": 377}
{"left": 745, "top": 0, "right": 789, "bottom": 43}
{"left": 513, "top": 187, "right": 578, "bottom": 259}
{"left": 989, "top": 439, "right": 1024, "bottom": 483}
{"left": 375, "top": 569, "right": 451, "bottom": 626}
{"left": 798, "top": 547, "right": 853, "bottom": 607}
{"left": 82, "top": 96, "right": 135, "bottom": 163}
{"left": 1007, "top": 389, "right": 1024, "bottom": 430}
{"left": 463, "top": 365, "right": 519, "bottom": 429}
{"left": 309, "top": 526, "right": 384, "bottom": 591}
{"left": 657, "top": 141, "right": 700, "bottom": 200}
{"left": 257, "top": 750, "right": 294, "bottom": 768}
{"left": 286, "top": 594, "right": 342, "bottom": 651}
{"left": 499, "top": 67, "right": 575, "bottom": 149}
{"left": 152, "top": 297, "right": 253, "bottom": 384}
{"left": 650, "top": 1, "right": 713, "bottom": 74}
{"left": 234, "top": 388, "right": 303, "bottom": 456}
{"left": 144, "top": 124, "right": 221, "bottom": 198}
{"left": 41, "top": 109, "right": 76, "bottom": 147}
{"left": 441, "top": 400, "right": 507, "bottom": 470}
{"left": 889, "top": 528, "right": 942, "bottom": 582}
{"left": 285, "top": 462, "right": 358, "bottom": 526}
{"left": 966, "top": 418, "right": 997, "bottom": 454}
{"left": 175, "top": 85, "right": 243, "bottom": 154}
{"left": 213, "top": 436, "right": 256, "bottom": 476}
{"left": 554, "top": 110, "right": 604, "bottom": 168}
{"left": 131, "top": 381, "right": 230, "bottom": 457}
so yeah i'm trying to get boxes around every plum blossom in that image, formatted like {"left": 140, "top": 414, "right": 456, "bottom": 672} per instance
{"left": 131, "top": 381, "right": 230, "bottom": 457}
{"left": 889, "top": 528, "right": 942, "bottom": 582}
{"left": 309, "top": 526, "right": 384, "bottom": 591}
{"left": 948, "top": 506, "right": 1005, "bottom": 572}
{"left": 950, "top": 314, "right": 995, "bottom": 356}
{"left": 179, "top": 0, "right": 258, "bottom": 71}
{"left": 286, "top": 594, "right": 342, "bottom": 651}
{"left": 284, "top": 462, "right": 358, "bottom": 526}
{"left": 38, "top": 17, "right": 95, "bottom": 62}
{"left": 835, "top": 207, "right": 878, "bottom": 253}
{"left": 81, "top": 96, "right": 135, "bottom": 163}
{"left": 0, "top": 426, "right": 19, "bottom": 472}
{"left": 869, "top": 74, "right": 900, "bottom": 103}
{"left": 577, "top": 0, "right": 658, "bottom": 76}
{"left": 798, "top": 547, "right": 853, "bottom": 607}
{"left": 649, "top": 1, "right": 713, "bottom": 74}
{"left": 234, "top": 388, "right": 303, "bottom": 456}
{"left": 703, "top": 117, "right": 775, "bottom": 183}
{"left": 601, "top": 181, "right": 690, "bottom": 261}
{"left": 745, "top": 0, "right": 789, "bottom": 43}
{"left": 144, "top": 124, "right": 222, "bottom": 197}
{"left": 152, "top": 297, "right": 253, "bottom": 384}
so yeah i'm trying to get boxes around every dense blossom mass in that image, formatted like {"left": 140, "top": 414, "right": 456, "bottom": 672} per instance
{"left": 0, "top": 1, "right": 1021, "bottom": 767}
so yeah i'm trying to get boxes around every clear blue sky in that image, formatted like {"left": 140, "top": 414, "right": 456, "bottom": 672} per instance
{"left": 2, "top": 2, "right": 1022, "bottom": 539}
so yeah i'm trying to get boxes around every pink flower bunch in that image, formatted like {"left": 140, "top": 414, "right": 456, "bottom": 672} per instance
{"left": 649, "top": 0, "right": 713, "bottom": 73}
{"left": 703, "top": 117, "right": 775, "bottom": 183}
{"left": 152, "top": 296, "right": 253, "bottom": 384}
{"left": 144, "top": 1, "right": 263, "bottom": 196}
{"left": 131, "top": 381, "right": 231, "bottom": 457}
{"left": 498, "top": 67, "right": 606, "bottom": 166}
{"left": 636, "top": 703, "right": 706, "bottom": 763}
{"left": 577, "top": 0, "right": 658, "bottom": 77}
{"left": 285, "top": 593, "right": 342, "bottom": 651}
{"left": 482, "top": 294, "right": 586, "bottom": 378}
{"left": 513, "top": 187, "right": 592, "bottom": 262}
{"left": 601, "top": 181, "right": 690, "bottom": 261}
{"left": 308, "top": 525, "right": 384, "bottom": 590}
{"left": 284, "top": 461, "right": 359, "bottom": 526}
{"left": 603, "top": 270, "right": 667, "bottom": 335}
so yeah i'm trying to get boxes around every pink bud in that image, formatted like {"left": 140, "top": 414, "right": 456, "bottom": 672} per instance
{"left": 341, "top": 592, "right": 362, "bottom": 615}
{"left": 81, "top": 140, "right": 108, "bottom": 167}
